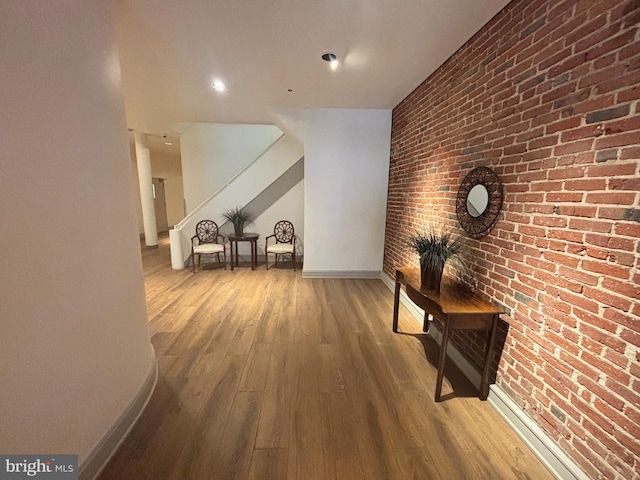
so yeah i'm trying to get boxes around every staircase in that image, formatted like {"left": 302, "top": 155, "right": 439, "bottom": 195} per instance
{"left": 170, "top": 134, "right": 304, "bottom": 269}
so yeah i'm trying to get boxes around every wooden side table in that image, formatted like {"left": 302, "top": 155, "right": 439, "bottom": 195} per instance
{"left": 228, "top": 233, "right": 259, "bottom": 271}
{"left": 393, "top": 267, "right": 503, "bottom": 402}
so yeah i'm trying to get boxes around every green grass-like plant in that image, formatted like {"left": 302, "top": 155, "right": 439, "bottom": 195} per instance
{"left": 407, "top": 227, "right": 466, "bottom": 289}
{"left": 222, "top": 206, "right": 254, "bottom": 230}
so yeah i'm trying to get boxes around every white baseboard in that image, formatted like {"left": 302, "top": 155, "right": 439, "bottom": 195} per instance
{"left": 302, "top": 270, "right": 382, "bottom": 279}
{"left": 488, "top": 385, "right": 589, "bottom": 480}
{"left": 381, "top": 272, "right": 587, "bottom": 480}
{"left": 79, "top": 348, "right": 158, "bottom": 480}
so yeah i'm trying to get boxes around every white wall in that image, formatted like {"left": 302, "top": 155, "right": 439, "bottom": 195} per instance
{"left": 0, "top": 0, "right": 155, "bottom": 467}
{"left": 180, "top": 123, "right": 282, "bottom": 212}
{"left": 273, "top": 108, "right": 392, "bottom": 275}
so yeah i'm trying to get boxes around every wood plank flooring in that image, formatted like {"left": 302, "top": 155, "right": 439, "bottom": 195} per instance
{"left": 98, "top": 236, "right": 553, "bottom": 480}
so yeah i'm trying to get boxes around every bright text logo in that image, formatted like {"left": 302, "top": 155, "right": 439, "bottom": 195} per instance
{"left": 0, "top": 455, "right": 77, "bottom": 480}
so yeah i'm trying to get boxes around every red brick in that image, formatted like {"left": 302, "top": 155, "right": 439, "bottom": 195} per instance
{"left": 586, "top": 246, "right": 609, "bottom": 260}
{"left": 548, "top": 229, "right": 584, "bottom": 243}
{"left": 618, "top": 86, "right": 640, "bottom": 103}
{"left": 614, "top": 430, "right": 640, "bottom": 458}
{"left": 602, "top": 277, "right": 640, "bottom": 300}
{"left": 559, "top": 266, "right": 599, "bottom": 286}
{"left": 615, "top": 223, "right": 640, "bottom": 237}
{"left": 587, "top": 162, "right": 637, "bottom": 177}
{"left": 563, "top": 178, "right": 607, "bottom": 191}
{"left": 620, "top": 146, "right": 640, "bottom": 160}
{"left": 585, "top": 192, "right": 636, "bottom": 205}
{"left": 560, "top": 125, "right": 604, "bottom": 142}
{"left": 572, "top": 94, "right": 616, "bottom": 115}
{"left": 555, "top": 205, "right": 597, "bottom": 217}
{"left": 557, "top": 151, "right": 595, "bottom": 165}
{"left": 584, "top": 286, "right": 633, "bottom": 311}
{"left": 582, "top": 259, "right": 631, "bottom": 279}
{"left": 533, "top": 215, "right": 568, "bottom": 227}
{"left": 596, "top": 70, "right": 640, "bottom": 95}
{"left": 604, "top": 115, "right": 640, "bottom": 135}
{"left": 578, "top": 64, "right": 628, "bottom": 90}
{"left": 603, "top": 308, "right": 640, "bottom": 334}
{"left": 545, "top": 116, "right": 581, "bottom": 134}
{"left": 579, "top": 322, "right": 628, "bottom": 354}
{"left": 545, "top": 192, "right": 584, "bottom": 202}
{"left": 543, "top": 251, "right": 580, "bottom": 267}
{"left": 548, "top": 165, "right": 587, "bottom": 180}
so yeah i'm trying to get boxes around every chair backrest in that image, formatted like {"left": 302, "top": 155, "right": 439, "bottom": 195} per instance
{"left": 195, "top": 220, "right": 219, "bottom": 244}
{"left": 273, "top": 220, "right": 294, "bottom": 243}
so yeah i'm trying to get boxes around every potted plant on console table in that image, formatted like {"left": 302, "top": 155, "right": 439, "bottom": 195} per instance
{"left": 407, "top": 226, "right": 466, "bottom": 292}
{"left": 222, "top": 206, "right": 254, "bottom": 237}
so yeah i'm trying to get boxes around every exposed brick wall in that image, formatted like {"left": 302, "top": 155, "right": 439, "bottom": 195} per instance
{"left": 384, "top": 0, "right": 640, "bottom": 478}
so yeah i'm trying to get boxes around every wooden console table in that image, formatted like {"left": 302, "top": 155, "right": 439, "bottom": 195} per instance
{"left": 228, "top": 233, "right": 259, "bottom": 271}
{"left": 393, "top": 267, "right": 503, "bottom": 402}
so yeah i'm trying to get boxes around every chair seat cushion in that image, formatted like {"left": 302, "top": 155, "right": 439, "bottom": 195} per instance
{"left": 194, "top": 243, "right": 224, "bottom": 254}
{"left": 266, "top": 243, "right": 294, "bottom": 254}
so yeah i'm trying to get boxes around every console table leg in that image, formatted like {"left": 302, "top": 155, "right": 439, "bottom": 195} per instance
{"left": 423, "top": 313, "right": 430, "bottom": 333}
{"left": 251, "top": 241, "right": 256, "bottom": 270}
{"left": 435, "top": 320, "right": 450, "bottom": 402}
{"left": 392, "top": 280, "right": 401, "bottom": 333}
{"left": 480, "top": 314, "right": 499, "bottom": 400}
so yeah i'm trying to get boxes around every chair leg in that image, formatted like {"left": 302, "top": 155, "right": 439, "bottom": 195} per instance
{"left": 223, "top": 248, "right": 227, "bottom": 270}
{"left": 292, "top": 250, "right": 296, "bottom": 271}
{"left": 192, "top": 253, "right": 196, "bottom": 273}
{"left": 266, "top": 252, "right": 270, "bottom": 270}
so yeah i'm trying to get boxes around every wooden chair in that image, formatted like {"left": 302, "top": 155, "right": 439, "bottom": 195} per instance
{"left": 265, "top": 220, "right": 296, "bottom": 271}
{"left": 191, "top": 220, "right": 226, "bottom": 272}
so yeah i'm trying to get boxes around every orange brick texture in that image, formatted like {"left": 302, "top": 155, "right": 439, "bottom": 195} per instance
{"left": 384, "top": 0, "right": 640, "bottom": 478}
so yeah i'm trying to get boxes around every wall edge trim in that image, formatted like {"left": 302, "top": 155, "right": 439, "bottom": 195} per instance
{"left": 302, "top": 270, "right": 381, "bottom": 279}
{"left": 80, "top": 346, "right": 158, "bottom": 480}
{"left": 381, "top": 272, "right": 587, "bottom": 480}
{"left": 488, "top": 385, "right": 590, "bottom": 480}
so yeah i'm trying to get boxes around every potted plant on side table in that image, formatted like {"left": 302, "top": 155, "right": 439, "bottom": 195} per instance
{"left": 407, "top": 226, "right": 466, "bottom": 291}
{"left": 222, "top": 206, "right": 254, "bottom": 237}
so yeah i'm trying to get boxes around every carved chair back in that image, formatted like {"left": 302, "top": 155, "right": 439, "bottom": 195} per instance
{"left": 273, "top": 220, "right": 294, "bottom": 244}
{"left": 195, "top": 220, "right": 219, "bottom": 244}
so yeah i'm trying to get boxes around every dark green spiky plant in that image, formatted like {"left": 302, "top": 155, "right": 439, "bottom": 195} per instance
{"left": 407, "top": 227, "right": 466, "bottom": 290}
{"left": 222, "top": 206, "right": 254, "bottom": 236}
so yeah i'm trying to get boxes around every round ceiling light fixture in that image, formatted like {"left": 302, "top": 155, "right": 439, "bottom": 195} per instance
{"left": 211, "top": 79, "right": 226, "bottom": 92}
{"left": 321, "top": 52, "right": 339, "bottom": 70}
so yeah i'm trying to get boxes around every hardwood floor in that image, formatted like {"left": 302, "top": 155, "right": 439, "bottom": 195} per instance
{"left": 98, "top": 235, "right": 553, "bottom": 480}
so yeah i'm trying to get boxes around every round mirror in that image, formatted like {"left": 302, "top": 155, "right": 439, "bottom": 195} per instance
{"left": 456, "top": 166, "right": 503, "bottom": 239}
{"left": 467, "top": 184, "right": 489, "bottom": 217}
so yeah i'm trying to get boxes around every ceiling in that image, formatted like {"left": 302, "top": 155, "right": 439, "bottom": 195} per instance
{"left": 115, "top": 0, "right": 511, "bottom": 155}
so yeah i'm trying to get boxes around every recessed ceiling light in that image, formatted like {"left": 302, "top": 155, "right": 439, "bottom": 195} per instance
{"left": 321, "top": 52, "right": 339, "bottom": 70}
{"left": 211, "top": 79, "right": 226, "bottom": 92}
